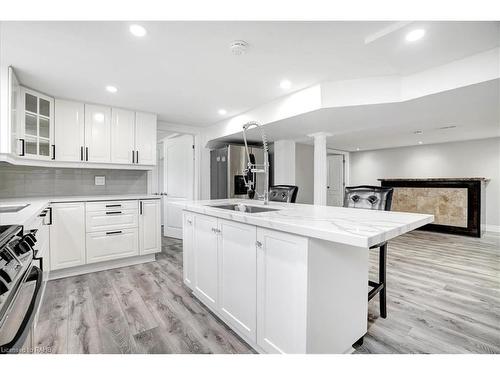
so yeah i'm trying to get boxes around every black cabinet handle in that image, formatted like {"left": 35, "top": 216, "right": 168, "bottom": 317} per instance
{"left": 105, "top": 211, "right": 122, "bottom": 215}
{"left": 80, "top": 146, "right": 84, "bottom": 161}
{"left": 51, "top": 145, "right": 55, "bottom": 160}
{"left": 105, "top": 204, "right": 121, "bottom": 208}
{"left": 20, "top": 138, "right": 25, "bottom": 156}
{"left": 136, "top": 150, "right": 139, "bottom": 164}
{"left": 140, "top": 201, "right": 143, "bottom": 215}
{"left": 132, "top": 150, "right": 135, "bottom": 163}
{"left": 106, "top": 231, "right": 122, "bottom": 235}
{"left": 85, "top": 147, "right": 89, "bottom": 161}
{"left": 47, "top": 207, "right": 53, "bottom": 225}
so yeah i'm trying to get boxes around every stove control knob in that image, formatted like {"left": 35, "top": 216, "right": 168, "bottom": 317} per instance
{"left": 14, "top": 240, "right": 32, "bottom": 255}
{"left": 23, "top": 233, "right": 37, "bottom": 247}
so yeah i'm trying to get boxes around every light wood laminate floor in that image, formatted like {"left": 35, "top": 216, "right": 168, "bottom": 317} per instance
{"left": 35, "top": 231, "right": 500, "bottom": 354}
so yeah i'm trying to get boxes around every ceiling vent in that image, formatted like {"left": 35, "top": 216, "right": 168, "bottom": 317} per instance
{"left": 229, "top": 40, "right": 249, "bottom": 55}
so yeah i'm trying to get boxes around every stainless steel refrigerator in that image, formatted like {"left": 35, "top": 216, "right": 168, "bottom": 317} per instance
{"left": 210, "top": 144, "right": 267, "bottom": 199}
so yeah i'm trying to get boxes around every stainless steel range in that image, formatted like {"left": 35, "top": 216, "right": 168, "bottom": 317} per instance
{"left": 0, "top": 225, "right": 43, "bottom": 354}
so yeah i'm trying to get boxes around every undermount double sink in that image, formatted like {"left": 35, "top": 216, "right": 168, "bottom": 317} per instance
{"left": 0, "top": 204, "right": 30, "bottom": 213}
{"left": 208, "top": 203, "right": 280, "bottom": 214}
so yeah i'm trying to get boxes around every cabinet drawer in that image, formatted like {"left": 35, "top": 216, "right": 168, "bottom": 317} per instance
{"left": 86, "top": 200, "right": 138, "bottom": 212}
{"left": 86, "top": 209, "right": 138, "bottom": 231}
{"left": 86, "top": 228, "right": 139, "bottom": 264}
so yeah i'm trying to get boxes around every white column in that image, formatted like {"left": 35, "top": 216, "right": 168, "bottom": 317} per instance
{"left": 308, "top": 132, "right": 331, "bottom": 205}
{"left": 273, "top": 140, "right": 296, "bottom": 185}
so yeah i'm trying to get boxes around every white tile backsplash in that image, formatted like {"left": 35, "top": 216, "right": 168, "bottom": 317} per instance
{"left": 0, "top": 163, "right": 147, "bottom": 198}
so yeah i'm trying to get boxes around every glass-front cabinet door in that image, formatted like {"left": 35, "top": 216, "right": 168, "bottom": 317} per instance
{"left": 20, "top": 87, "right": 54, "bottom": 159}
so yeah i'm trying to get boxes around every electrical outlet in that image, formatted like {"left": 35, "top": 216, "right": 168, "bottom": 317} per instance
{"left": 95, "top": 176, "right": 105, "bottom": 186}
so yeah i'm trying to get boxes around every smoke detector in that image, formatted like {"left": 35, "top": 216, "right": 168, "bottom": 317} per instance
{"left": 229, "top": 40, "right": 249, "bottom": 55}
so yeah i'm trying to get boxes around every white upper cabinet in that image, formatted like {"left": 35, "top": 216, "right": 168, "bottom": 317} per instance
{"left": 9, "top": 67, "right": 21, "bottom": 155}
{"left": 135, "top": 111, "right": 157, "bottom": 165}
{"left": 84, "top": 104, "right": 111, "bottom": 163}
{"left": 111, "top": 108, "right": 135, "bottom": 164}
{"left": 54, "top": 99, "right": 85, "bottom": 162}
{"left": 20, "top": 87, "right": 55, "bottom": 160}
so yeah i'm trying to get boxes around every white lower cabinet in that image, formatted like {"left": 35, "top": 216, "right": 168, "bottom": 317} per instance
{"left": 182, "top": 212, "right": 195, "bottom": 288}
{"left": 256, "top": 228, "right": 308, "bottom": 354}
{"left": 49, "top": 199, "right": 161, "bottom": 276}
{"left": 218, "top": 219, "right": 257, "bottom": 343}
{"left": 49, "top": 202, "right": 86, "bottom": 270}
{"left": 139, "top": 199, "right": 161, "bottom": 255}
{"left": 193, "top": 214, "right": 219, "bottom": 310}
{"left": 184, "top": 212, "right": 308, "bottom": 353}
{"left": 86, "top": 228, "right": 139, "bottom": 264}
{"left": 86, "top": 208, "right": 139, "bottom": 231}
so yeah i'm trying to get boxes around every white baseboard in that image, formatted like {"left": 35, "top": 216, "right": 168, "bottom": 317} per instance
{"left": 482, "top": 224, "right": 500, "bottom": 234}
{"left": 49, "top": 253, "right": 157, "bottom": 280}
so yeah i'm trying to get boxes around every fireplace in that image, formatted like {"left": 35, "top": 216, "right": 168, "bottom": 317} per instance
{"left": 379, "top": 178, "right": 488, "bottom": 237}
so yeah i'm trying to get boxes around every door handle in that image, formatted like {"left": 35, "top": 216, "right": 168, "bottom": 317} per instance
{"left": 136, "top": 150, "right": 139, "bottom": 164}
{"left": 105, "top": 211, "right": 122, "bottom": 215}
{"left": 85, "top": 147, "right": 89, "bottom": 161}
{"left": 106, "top": 231, "right": 122, "bottom": 235}
{"left": 51, "top": 145, "right": 55, "bottom": 160}
{"left": 20, "top": 138, "right": 25, "bottom": 156}
{"left": 80, "top": 146, "right": 84, "bottom": 161}
{"left": 140, "top": 201, "right": 143, "bottom": 215}
{"left": 132, "top": 150, "right": 135, "bottom": 164}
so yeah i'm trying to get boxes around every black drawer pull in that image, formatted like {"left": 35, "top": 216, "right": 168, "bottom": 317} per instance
{"left": 106, "top": 211, "right": 122, "bottom": 215}
{"left": 106, "top": 231, "right": 122, "bottom": 235}
{"left": 105, "top": 204, "right": 121, "bottom": 208}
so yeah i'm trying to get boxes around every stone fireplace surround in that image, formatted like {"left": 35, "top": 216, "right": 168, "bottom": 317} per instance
{"left": 379, "top": 178, "right": 488, "bottom": 237}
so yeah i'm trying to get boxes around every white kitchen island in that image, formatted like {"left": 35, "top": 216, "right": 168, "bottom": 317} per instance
{"left": 177, "top": 199, "right": 433, "bottom": 354}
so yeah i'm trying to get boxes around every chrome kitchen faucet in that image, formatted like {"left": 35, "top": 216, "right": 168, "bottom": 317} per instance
{"left": 242, "top": 121, "right": 270, "bottom": 205}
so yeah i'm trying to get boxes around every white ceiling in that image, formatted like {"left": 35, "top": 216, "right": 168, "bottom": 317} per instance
{"left": 213, "top": 79, "right": 500, "bottom": 151}
{"left": 1, "top": 21, "right": 499, "bottom": 126}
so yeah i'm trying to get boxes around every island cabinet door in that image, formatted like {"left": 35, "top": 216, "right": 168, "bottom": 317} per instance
{"left": 218, "top": 219, "right": 257, "bottom": 344}
{"left": 193, "top": 214, "right": 219, "bottom": 310}
{"left": 256, "top": 228, "right": 309, "bottom": 354}
{"left": 182, "top": 212, "right": 195, "bottom": 288}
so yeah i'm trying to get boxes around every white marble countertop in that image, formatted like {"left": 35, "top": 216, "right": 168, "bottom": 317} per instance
{"left": 177, "top": 199, "right": 434, "bottom": 248}
{"left": 0, "top": 194, "right": 160, "bottom": 226}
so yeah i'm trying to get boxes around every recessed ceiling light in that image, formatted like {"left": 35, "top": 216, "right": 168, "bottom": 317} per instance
{"left": 405, "top": 29, "right": 426, "bottom": 42}
{"left": 418, "top": 141, "right": 423, "bottom": 145}
{"left": 218, "top": 109, "right": 227, "bottom": 115}
{"left": 129, "top": 24, "right": 147, "bottom": 37}
{"left": 105, "top": 85, "right": 118, "bottom": 93}
{"left": 280, "top": 80, "right": 292, "bottom": 90}
{"left": 356, "top": 147, "right": 360, "bottom": 151}
{"left": 93, "top": 113, "right": 105, "bottom": 122}
{"left": 413, "top": 130, "right": 423, "bottom": 135}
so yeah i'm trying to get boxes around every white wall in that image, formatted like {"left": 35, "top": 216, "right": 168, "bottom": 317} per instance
{"left": 295, "top": 143, "right": 314, "bottom": 204}
{"left": 350, "top": 137, "right": 500, "bottom": 231}
{"left": 274, "top": 140, "right": 296, "bottom": 185}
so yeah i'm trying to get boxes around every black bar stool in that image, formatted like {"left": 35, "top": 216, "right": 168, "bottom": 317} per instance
{"left": 343, "top": 185, "right": 394, "bottom": 320}
{"left": 269, "top": 185, "right": 299, "bottom": 203}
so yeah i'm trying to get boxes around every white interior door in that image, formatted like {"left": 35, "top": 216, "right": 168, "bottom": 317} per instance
{"left": 164, "top": 134, "right": 194, "bottom": 238}
{"left": 327, "top": 154, "right": 344, "bottom": 207}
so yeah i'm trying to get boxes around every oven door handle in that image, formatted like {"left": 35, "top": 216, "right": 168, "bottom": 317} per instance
{"left": 0, "top": 266, "right": 43, "bottom": 354}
